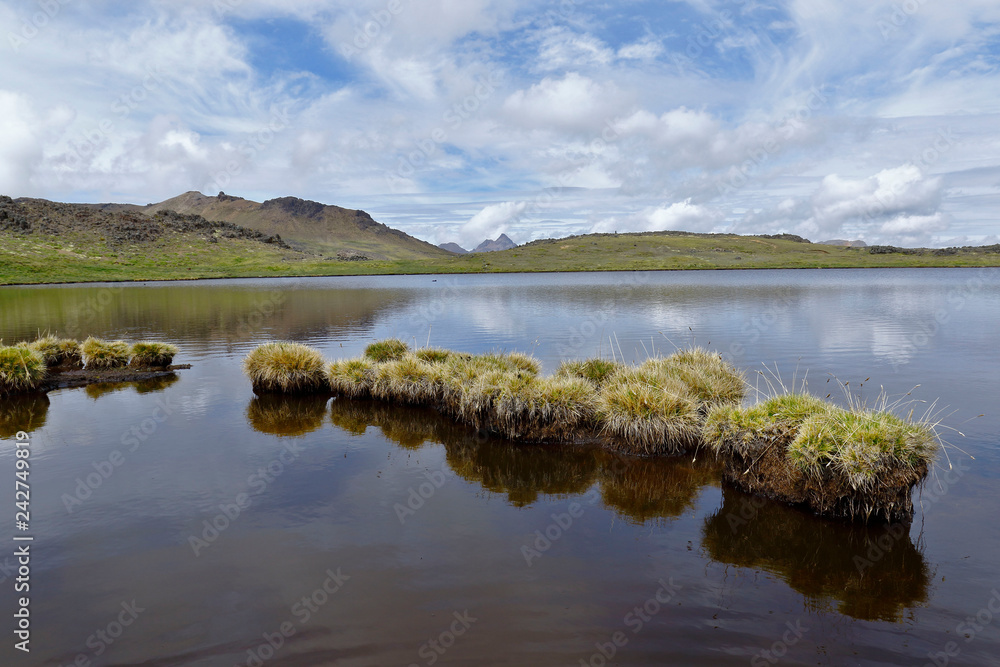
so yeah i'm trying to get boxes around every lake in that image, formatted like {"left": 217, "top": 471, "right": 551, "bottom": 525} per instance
{"left": 1, "top": 268, "right": 999, "bottom": 666}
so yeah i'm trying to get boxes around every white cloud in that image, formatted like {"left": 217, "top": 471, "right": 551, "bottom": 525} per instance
{"left": 617, "top": 39, "right": 663, "bottom": 61}
{"left": 503, "top": 73, "right": 623, "bottom": 132}
{"left": 591, "top": 199, "right": 723, "bottom": 234}
{"left": 456, "top": 200, "right": 527, "bottom": 247}
{"left": 0, "top": 91, "right": 43, "bottom": 194}
{"left": 0, "top": 0, "right": 997, "bottom": 248}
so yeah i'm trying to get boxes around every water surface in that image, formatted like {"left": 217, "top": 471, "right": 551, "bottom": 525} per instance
{"left": 1, "top": 269, "right": 998, "bottom": 666}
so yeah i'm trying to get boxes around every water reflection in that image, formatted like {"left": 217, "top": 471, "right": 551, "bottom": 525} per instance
{"left": 324, "top": 397, "right": 720, "bottom": 522}
{"left": 598, "top": 453, "right": 721, "bottom": 524}
{"left": 83, "top": 374, "right": 180, "bottom": 401}
{"left": 247, "top": 394, "right": 330, "bottom": 437}
{"left": 329, "top": 398, "right": 470, "bottom": 448}
{"left": 445, "top": 438, "right": 599, "bottom": 507}
{"left": 702, "top": 488, "right": 932, "bottom": 622}
{"left": 0, "top": 281, "right": 414, "bottom": 345}
{"left": 0, "top": 392, "right": 49, "bottom": 438}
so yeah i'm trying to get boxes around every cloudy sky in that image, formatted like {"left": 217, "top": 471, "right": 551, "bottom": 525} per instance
{"left": 2, "top": 0, "right": 999, "bottom": 248}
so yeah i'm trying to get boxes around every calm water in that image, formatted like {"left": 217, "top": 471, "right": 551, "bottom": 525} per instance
{"left": 1, "top": 269, "right": 999, "bottom": 666}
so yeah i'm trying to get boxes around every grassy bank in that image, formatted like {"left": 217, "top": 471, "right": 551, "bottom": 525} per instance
{"left": 3, "top": 228, "right": 1000, "bottom": 285}
{"left": 242, "top": 339, "right": 941, "bottom": 522}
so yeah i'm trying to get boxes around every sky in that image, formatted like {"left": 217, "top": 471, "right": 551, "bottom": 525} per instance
{"left": 1, "top": 0, "right": 999, "bottom": 249}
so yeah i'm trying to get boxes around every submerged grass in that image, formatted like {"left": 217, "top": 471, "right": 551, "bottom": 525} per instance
{"left": 243, "top": 342, "right": 327, "bottom": 394}
{"left": 0, "top": 345, "right": 47, "bottom": 395}
{"left": 129, "top": 341, "right": 179, "bottom": 367}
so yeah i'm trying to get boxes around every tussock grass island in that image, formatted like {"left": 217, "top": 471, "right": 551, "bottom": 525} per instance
{"left": 243, "top": 339, "right": 941, "bottom": 523}
{"left": 0, "top": 335, "right": 184, "bottom": 395}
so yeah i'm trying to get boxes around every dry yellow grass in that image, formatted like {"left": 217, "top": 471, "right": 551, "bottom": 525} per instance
{"left": 243, "top": 342, "right": 327, "bottom": 393}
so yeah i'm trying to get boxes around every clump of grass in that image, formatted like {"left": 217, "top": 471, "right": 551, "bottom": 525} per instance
{"left": 703, "top": 393, "right": 831, "bottom": 457}
{"left": 129, "top": 341, "right": 179, "bottom": 368}
{"left": 0, "top": 345, "right": 47, "bottom": 395}
{"left": 415, "top": 347, "right": 452, "bottom": 364}
{"left": 789, "top": 408, "right": 938, "bottom": 490}
{"left": 485, "top": 372, "right": 597, "bottom": 440}
{"left": 243, "top": 342, "right": 328, "bottom": 394}
{"left": 363, "top": 338, "right": 410, "bottom": 363}
{"left": 640, "top": 347, "right": 745, "bottom": 411}
{"left": 703, "top": 391, "right": 940, "bottom": 522}
{"left": 556, "top": 358, "right": 621, "bottom": 387}
{"left": 28, "top": 335, "right": 81, "bottom": 367}
{"left": 596, "top": 368, "right": 701, "bottom": 455}
{"left": 372, "top": 354, "right": 442, "bottom": 404}
{"left": 81, "top": 337, "right": 130, "bottom": 369}
{"left": 327, "top": 358, "right": 376, "bottom": 398}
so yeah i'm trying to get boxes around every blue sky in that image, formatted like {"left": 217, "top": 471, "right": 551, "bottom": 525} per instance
{"left": 1, "top": 0, "right": 999, "bottom": 248}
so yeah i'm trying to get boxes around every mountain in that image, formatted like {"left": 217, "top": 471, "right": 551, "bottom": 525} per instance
{"left": 473, "top": 234, "right": 517, "bottom": 253}
{"left": 438, "top": 242, "right": 469, "bottom": 254}
{"left": 142, "top": 191, "right": 449, "bottom": 260}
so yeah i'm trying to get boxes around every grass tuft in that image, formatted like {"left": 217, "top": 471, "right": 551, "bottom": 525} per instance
{"left": 703, "top": 390, "right": 940, "bottom": 522}
{"left": 0, "top": 345, "right": 47, "bottom": 395}
{"left": 363, "top": 338, "right": 410, "bottom": 363}
{"left": 556, "top": 358, "right": 621, "bottom": 387}
{"left": 129, "top": 341, "right": 179, "bottom": 367}
{"left": 28, "top": 334, "right": 81, "bottom": 367}
{"left": 372, "top": 354, "right": 442, "bottom": 404}
{"left": 327, "top": 358, "right": 376, "bottom": 398}
{"left": 596, "top": 368, "right": 701, "bottom": 455}
{"left": 415, "top": 347, "right": 452, "bottom": 364}
{"left": 81, "top": 337, "right": 130, "bottom": 369}
{"left": 243, "top": 342, "right": 327, "bottom": 394}
{"left": 640, "top": 347, "right": 746, "bottom": 411}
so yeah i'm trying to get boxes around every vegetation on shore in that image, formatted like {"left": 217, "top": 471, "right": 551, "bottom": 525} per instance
{"left": 241, "top": 338, "right": 942, "bottom": 522}
{"left": 4, "top": 219, "right": 1000, "bottom": 285}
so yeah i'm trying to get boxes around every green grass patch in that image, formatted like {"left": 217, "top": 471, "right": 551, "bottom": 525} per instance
{"left": 363, "top": 338, "right": 410, "bottom": 363}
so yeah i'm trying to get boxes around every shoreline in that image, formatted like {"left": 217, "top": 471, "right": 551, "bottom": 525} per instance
{"left": 2, "top": 262, "right": 998, "bottom": 288}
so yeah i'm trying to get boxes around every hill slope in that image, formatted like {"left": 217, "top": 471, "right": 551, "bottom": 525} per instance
{"left": 0, "top": 195, "right": 320, "bottom": 283}
{"left": 3, "top": 195, "right": 999, "bottom": 285}
{"left": 143, "top": 191, "right": 448, "bottom": 260}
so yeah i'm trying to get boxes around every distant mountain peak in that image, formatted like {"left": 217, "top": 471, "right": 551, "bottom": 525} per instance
{"left": 473, "top": 233, "right": 516, "bottom": 253}
{"left": 438, "top": 242, "right": 469, "bottom": 254}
